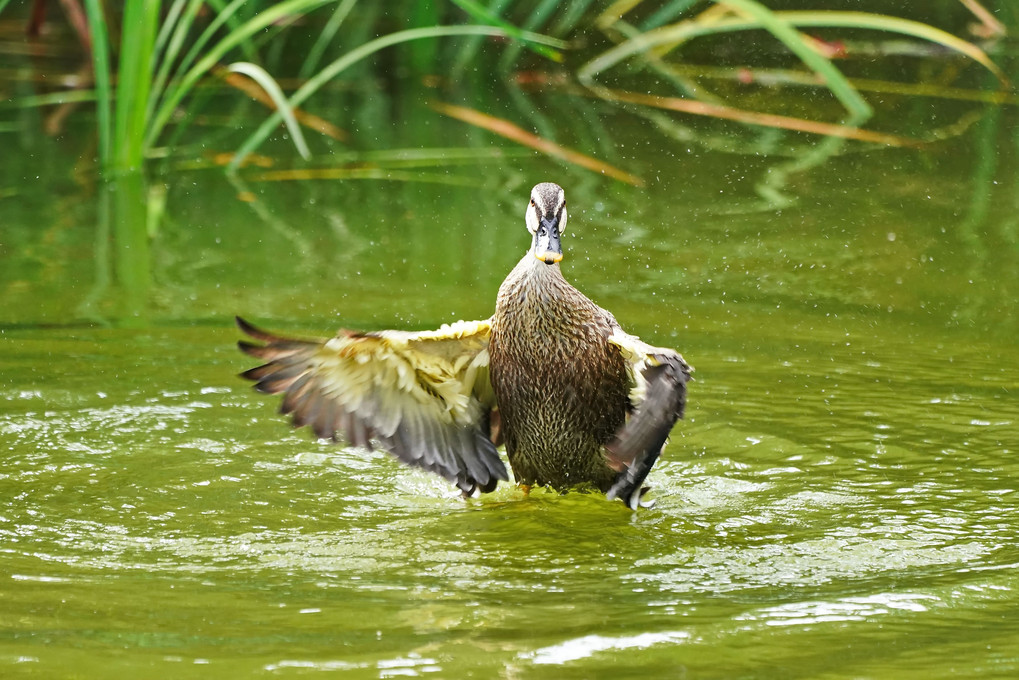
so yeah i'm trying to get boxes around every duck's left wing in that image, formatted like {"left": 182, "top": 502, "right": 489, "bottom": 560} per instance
{"left": 605, "top": 329, "right": 693, "bottom": 509}
{"left": 236, "top": 317, "right": 507, "bottom": 495}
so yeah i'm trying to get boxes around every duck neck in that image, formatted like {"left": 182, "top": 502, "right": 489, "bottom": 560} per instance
{"left": 496, "top": 251, "right": 580, "bottom": 327}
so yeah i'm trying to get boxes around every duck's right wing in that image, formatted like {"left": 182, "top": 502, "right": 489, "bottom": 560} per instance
{"left": 236, "top": 317, "right": 507, "bottom": 495}
{"left": 605, "top": 329, "right": 692, "bottom": 509}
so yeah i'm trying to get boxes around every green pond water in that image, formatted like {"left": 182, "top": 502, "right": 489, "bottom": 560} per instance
{"left": 3, "top": 29, "right": 1019, "bottom": 680}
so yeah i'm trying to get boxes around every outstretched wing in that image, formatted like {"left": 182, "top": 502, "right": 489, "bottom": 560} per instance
{"left": 236, "top": 316, "right": 508, "bottom": 495}
{"left": 605, "top": 329, "right": 692, "bottom": 509}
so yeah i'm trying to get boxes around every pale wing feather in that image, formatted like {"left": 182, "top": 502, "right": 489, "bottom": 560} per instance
{"left": 238, "top": 317, "right": 507, "bottom": 494}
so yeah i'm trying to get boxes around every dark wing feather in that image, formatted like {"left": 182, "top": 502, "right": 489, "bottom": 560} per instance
{"left": 236, "top": 316, "right": 507, "bottom": 494}
{"left": 606, "top": 330, "right": 693, "bottom": 509}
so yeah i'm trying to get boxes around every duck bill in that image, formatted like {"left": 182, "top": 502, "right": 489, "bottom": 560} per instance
{"left": 533, "top": 219, "right": 563, "bottom": 264}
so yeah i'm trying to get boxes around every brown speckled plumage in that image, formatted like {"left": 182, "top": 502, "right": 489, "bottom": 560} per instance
{"left": 490, "top": 250, "right": 628, "bottom": 491}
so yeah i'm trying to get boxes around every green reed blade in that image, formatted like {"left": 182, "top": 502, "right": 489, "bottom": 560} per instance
{"left": 228, "top": 24, "right": 568, "bottom": 172}
{"left": 113, "top": 0, "right": 161, "bottom": 171}
{"left": 147, "top": 0, "right": 203, "bottom": 140}
{"left": 204, "top": 0, "right": 259, "bottom": 62}
{"left": 159, "top": 0, "right": 250, "bottom": 113}
{"left": 451, "top": 0, "right": 513, "bottom": 79}
{"left": 0, "top": 91, "right": 97, "bottom": 109}
{"left": 172, "top": 0, "right": 256, "bottom": 83}
{"left": 774, "top": 10, "right": 1008, "bottom": 86}
{"left": 299, "top": 0, "right": 359, "bottom": 80}
{"left": 639, "top": 0, "right": 700, "bottom": 31}
{"left": 147, "top": 0, "right": 333, "bottom": 152}
{"left": 226, "top": 62, "right": 311, "bottom": 160}
{"left": 498, "top": 0, "right": 562, "bottom": 71}
{"left": 82, "top": 0, "right": 113, "bottom": 169}
{"left": 718, "top": 0, "right": 870, "bottom": 119}
{"left": 152, "top": 0, "right": 189, "bottom": 59}
{"left": 549, "top": 0, "right": 596, "bottom": 36}
{"left": 449, "top": 0, "right": 564, "bottom": 62}
{"left": 581, "top": 4, "right": 1006, "bottom": 119}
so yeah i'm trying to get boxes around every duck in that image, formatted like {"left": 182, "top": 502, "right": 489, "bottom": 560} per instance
{"left": 237, "top": 182, "right": 691, "bottom": 509}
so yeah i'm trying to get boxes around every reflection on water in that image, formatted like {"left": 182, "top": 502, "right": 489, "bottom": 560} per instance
{"left": 2, "top": 310, "right": 1017, "bottom": 677}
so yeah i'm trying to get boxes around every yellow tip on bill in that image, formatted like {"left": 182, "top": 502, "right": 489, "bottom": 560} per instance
{"left": 534, "top": 251, "right": 563, "bottom": 264}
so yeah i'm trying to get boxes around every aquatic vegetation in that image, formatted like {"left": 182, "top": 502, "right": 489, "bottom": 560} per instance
{"left": 582, "top": 0, "right": 1008, "bottom": 135}
{"left": 3, "top": 1, "right": 565, "bottom": 174}
{"left": 1, "top": 1, "right": 1007, "bottom": 179}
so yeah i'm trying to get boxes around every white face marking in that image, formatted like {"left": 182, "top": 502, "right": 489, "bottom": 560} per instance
{"left": 526, "top": 196, "right": 539, "bottom": 235}
{"left": 525, "top": 183, "right": 566, "bottom": 235}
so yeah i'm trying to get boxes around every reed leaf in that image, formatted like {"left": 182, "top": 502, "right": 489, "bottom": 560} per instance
{"left": 429, "top": 101, "right": 644, "bottom": 185}
{"left": 146, "top": 0, "right": 206, "bottom": 134}
{"left": 82, "top": 0, "right": 112, "bottom": 168}
{"left": 152, "top": 0, "right": 190, "bottom": 62}
{"left": 299, "top": 0, "right": 359, "bottom": 80}
{"left": 204, "top": 0, "right": 260, "bottom": 62}
{"left": 147, "top": 0, "right": 334, "bottom": 152}
{"left": 226, "top": 62, "right": 311, "bottom": 160}
{"left": 168, "top": 0, "right": 250, "bottom": 95}
{"left": 497, "top": 0, "right": 562, "bottom": 71}
{"left": 113, "top": 0, "right": 161, "bottom": 170}
{"left": 715, "top": 0, "right": 869, "bottom": 118}
{"left": 229, "top": 25, "right": 568, "bottom": 171}
{"left": 452, "top": 0, "right": 514, "bottom": 78}
{"left": 549, "top": 0, "right": 597, "bottom": 37}
{"left": 592, "top": 87, "right": 921, "bottom": 147}
{"left": 449, "top": 0, "right": 565, "bottom": 62}
{"left": 251, "top": 168, "right": 481, "bottom": 186}
{"left": 770, "top": 11, "right": 1008, "bottom": 86}
{"left": 0, "top": 91, "right": 98, "bottom": 108}
{"left": 582, "top": 0, "right": 870, "bottom": 119}
{"left": 639, "top": 0, "right": 700, "bottom": 31}
{"left": 581, "top": 6, "right": 1008, "bottom": 118}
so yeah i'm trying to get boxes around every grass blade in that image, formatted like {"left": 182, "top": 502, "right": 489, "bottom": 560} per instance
{"left": 639, "top": 0, "right": 700, "bottom": 31}
{"left": 719, "top": 0, "right": 870, "bottom": 119}
{"left": 226, "top": 62, "right": 311, "bottom": 159}
{"left": 217, "top": 66, "right": 348, "bottom": 141}
{"left": 147, "top": 0, "right": 334, "bottom": 152}
{"left": 497, "top": 0, "right": 562, "bottom": 71}
{"left": 773, "top": 10, "right": 1009, "bottom": 86}
{"left": 449, "top": 0, "right": 564, "bottom": 62}
{"left": 581, "top": 6, "right": 1008, "bottom": 117}
{"left": 299, "top": 0, "right": 359, "bottom": 79}
{"left": 204, "top": 0, "right": 260, "bottom": 61}
{"left": 251, "top": 168, "right": 482, "bottom": 186}
{"left": 549, "top": 0, "right": 597, "bottom": 37}
{"left": 429, "top": 101, "right": 644, "bottom": 185}
{"left": 152, "top": 0, "right": 189, "bottom": 60}
{"left": 959, "top": 0, "right": 1006, "bottom": 38}
{"left": 146, "top": 0, "right": 205, "bottom": 136}
{"left": 229, "top": 25, "right": 567, "bottom": 171}
{"left": 170, "top": 0, "right": 250, "bottom": 87}
{"left": 113, "top": 0, "right": 161, "bottom": 170}
{"left": 592, "top": 87, "right": 922, "bottom": 147}
{"left": 452, "top": 0, "right": 514, "bottom": 78}
{"left": 82, "top": 0, "right": 112, "bottom": 169}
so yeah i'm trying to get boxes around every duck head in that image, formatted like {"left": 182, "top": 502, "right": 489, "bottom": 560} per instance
{"left": 526, "top": 182, "right": 567, "bottom": 265}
